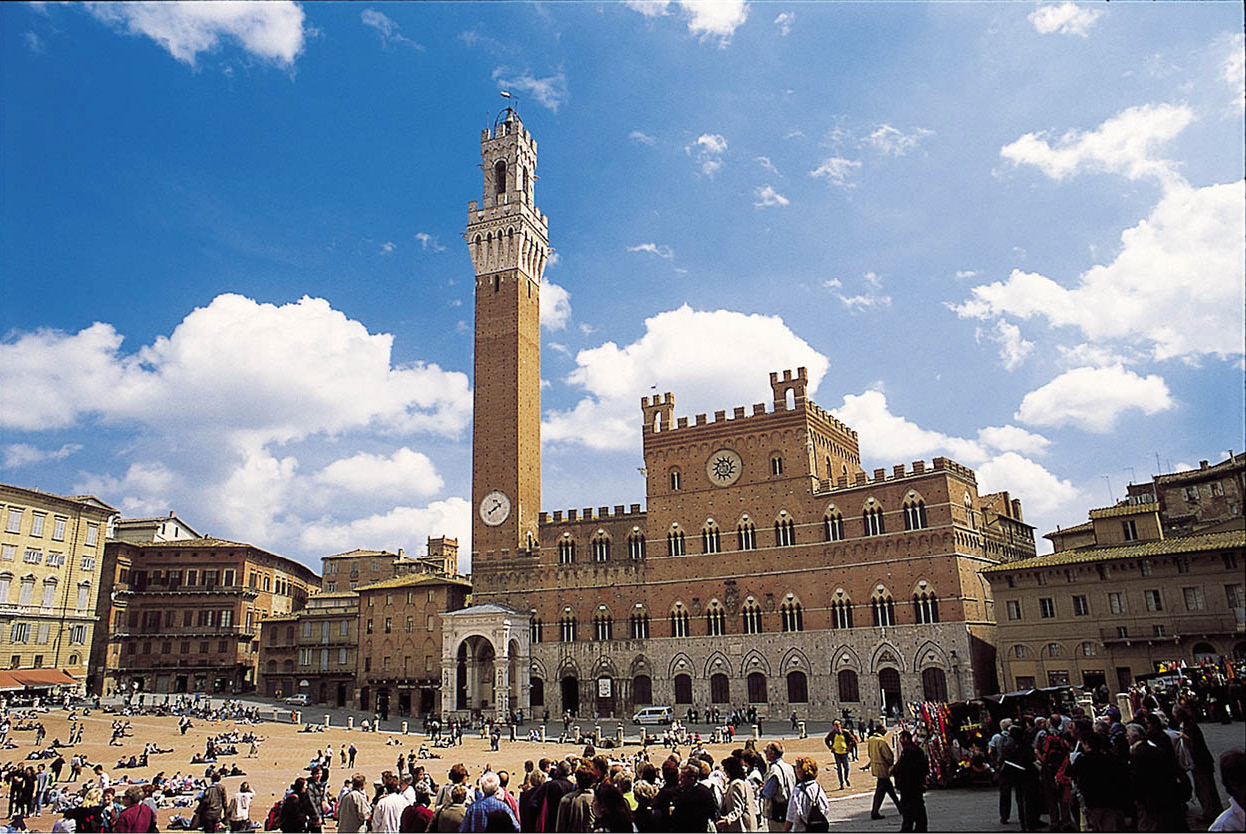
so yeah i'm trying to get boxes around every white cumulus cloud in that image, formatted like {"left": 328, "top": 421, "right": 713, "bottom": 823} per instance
{"left": 3, "top": 443, "right": 83, "bottom": 469}
{"left": 809, "top": 156, "right": 861, "bottom": 188}
{"left": 492, "top": 68, "right": 568, "bottom": 113}
{"left": 753, "top": 184, "right": 789, "bottom": 208}
{"left": 829, "top": 389, "right": 1078, "bottom": 520}
{"left": 629, "top": 130, "right": 657, "bottom": 146}
{"left": 864, "top": 124, "right": 934, "bottom": 157}
{"left": 1028, "top": 3, "right": 1103, "bottom": 37}
{"left": 414, "top": 232, "right": 446, "bottom": 252}
{"left": 983, "top": 319, "right": 1035, "bottom": 370}
{"left": 86, "top": 1, "right": 307, "bottom": 66}
{"left": 1222, "top": 34, "right": 1245, "bottom": 111}
{"left": 361, "top": 8, "right": 420, "bottom": 49}
{"left": 999, "top": 103, "right": 1193, "bottom": 187}
{"left": 624, "top": 1, "right": 749, "bottom": 46}
{"left": 687, "top": 133, "right": 728, "bottom": 176}
{"left": 627, "top": 243, "right": 675, "bottom": 259}
{"left": 952, "top": 181, "right": 1245, "bottom": 361}
{"left": 774, "top": 12, "right": 794, "bottom": 36}
{"left": 299, "top": 498, "right": 472, "bottom": 573}
{"left": 313, "top": 448, "right": 443, "bottom": 500}
{"left": 543, "top": 305, "right": 829, "bottom": 451}
{"left": 975, "top": 452, "right": 1080, "bottom": 515}
{"left": 1015, "top": 365, "right": 1174, "bottom": 432}
{"left": 540, "top": 281, "right": 572, "bottom": 331}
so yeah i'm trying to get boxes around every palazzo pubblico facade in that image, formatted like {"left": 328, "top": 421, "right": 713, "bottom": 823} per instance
{"left": 440, "top": 109, "right": 1037, "bottom": 723}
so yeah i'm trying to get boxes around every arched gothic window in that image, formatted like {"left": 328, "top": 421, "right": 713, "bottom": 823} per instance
{"left": 737, "top": 520, "right": 757, "bottom": 550}
{"left": 558, "top": 537, "right": 575, "bottom": 565}
{"left": 669, "top": 607, "right": 690, "bottom": 638}
{"left": 825, "top": 512, "right": 845, "bottom": 542}
{"left": 780, "top": 600, "right": 804, "bottom": 632}
{"left": 667, "top": 529, "right": 686, "bottom": 557}
{"left": 774, "top": 517, "right": 796, "bottom": 547}
{"left": 741, "top": 602, "right": 763, "bottom": 635}
{"left": 830, "top": 598, "right": 854, "bottom": 629}
{"left": 701, "top": 523, "right": 721, "bottom": 555}
{"left": 863, "top": 506, "right": 886, "bottom": 536}
{"left": 629, "top": 609, "right": 650, "bottom": 639}
{"left": 871, "top": 590, "right": 896, "bottom": 627}
{"left": 592, "top": 536, "right": 610, "bottom": 562}
{"left": 593, "top": 610, "right": 613, "bottom": 641}
{"left": 904, "top": 500, "right": 928, "bottom": 531}
{"left": 558, "top": 613, "right": 576, "bottom": 642}
{"left": 706, "top": 603, "right": 726, "bottom": 637}
{"left": 913, "top": 591, "right": 939, "bottom": 624}
{"left": 627, "top": 532, "right": 646, "bottom": 560}
{"left": 494, "top": 160, "right": 507, "bottom": 194}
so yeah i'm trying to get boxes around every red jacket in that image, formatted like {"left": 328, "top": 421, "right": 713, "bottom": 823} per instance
{"left": 114, "top": 802, "right": 155, "bottom": 833}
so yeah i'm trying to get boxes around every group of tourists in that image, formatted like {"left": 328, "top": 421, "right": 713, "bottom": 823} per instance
{"left": 984, "top": 703, "right": 1243, "bottom": 832}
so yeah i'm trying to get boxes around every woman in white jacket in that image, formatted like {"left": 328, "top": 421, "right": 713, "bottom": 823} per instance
{"left": 716, "top": 753, "right": 759, "bottom": 832}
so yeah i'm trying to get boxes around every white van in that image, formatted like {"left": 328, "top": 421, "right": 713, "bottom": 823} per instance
{"left": 633, "top": 706, "right": 673, "bottom": 725}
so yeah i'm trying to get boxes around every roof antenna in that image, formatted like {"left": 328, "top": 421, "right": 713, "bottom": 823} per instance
{"left": 1100, "top": 474, "right": 1115, "bottom": 504}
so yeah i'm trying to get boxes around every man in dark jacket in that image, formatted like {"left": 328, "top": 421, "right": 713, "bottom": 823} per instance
{"left": 670, "top": 763, "right": 717, "bottom": 833}
{"left": 1066, "top": 726, "right": 1130, "bottom": 832}
{"left": 199, "top": 773, "right": 228, "bottom": 833}
{"left": 1175, "top": 704, "right": 1224, "bottom": 824}
{"left": 892, "top": 730, "right": 928, "bottom": 833}
{"left": 529, "top": 759, "right": 573, "bottom": 831}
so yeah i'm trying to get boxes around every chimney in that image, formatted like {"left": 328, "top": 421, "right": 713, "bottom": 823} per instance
{"left": 1200, "top": 460, "right": 1209, "bottom": 470}
{"left": 398, "top": 548, "right": 405, "bottom": 559}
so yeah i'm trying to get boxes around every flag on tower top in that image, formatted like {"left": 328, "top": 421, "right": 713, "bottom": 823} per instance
{"left": 500, "top": 91, "right": 511, "bottom": 98}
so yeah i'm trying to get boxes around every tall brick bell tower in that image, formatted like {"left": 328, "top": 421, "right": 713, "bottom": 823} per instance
{"left": 467, "top": 108, "right": 548, "bottom": 575}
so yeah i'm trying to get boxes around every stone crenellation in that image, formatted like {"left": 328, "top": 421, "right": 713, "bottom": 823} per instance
{"left": 540, "top": 504, "right": 645, "bottom": 524}
{"left": 817, "top": 456, "right": 976, "bottom": 493}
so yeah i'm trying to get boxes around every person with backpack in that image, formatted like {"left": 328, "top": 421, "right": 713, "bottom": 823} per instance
{"left": 760, "top": 742, "right": 796, "bottom": 832}
{"left": 783, "top": 757, "right": 831, "bottom": 832}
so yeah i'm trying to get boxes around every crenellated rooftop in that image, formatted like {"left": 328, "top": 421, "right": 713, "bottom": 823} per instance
{"left": 813, "top": 456, "right": 977, "bottom": 493}
{"left": 540, "top": 504, "right": 645, "bottom": 525}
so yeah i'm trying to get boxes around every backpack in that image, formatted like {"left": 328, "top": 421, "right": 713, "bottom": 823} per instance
{"left": 264, "top": 800, "right": 282, "bottom": 831}
{"left": 803, "top": 784, "right": 829, "bottom": 833}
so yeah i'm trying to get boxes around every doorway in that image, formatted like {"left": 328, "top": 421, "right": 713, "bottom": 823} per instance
{"left": 561, "top": 676, "right": 580, "bottom": 715}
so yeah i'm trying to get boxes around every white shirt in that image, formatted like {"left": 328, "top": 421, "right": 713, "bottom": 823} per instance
{"left": 230, "top": 791, "right": 254, "bottom": 822}
{"left": 786, "top": 780, "right": 832, "bottom": 832}
{"left": 371, "top": 793, "right": 407, "bottom": 833}
{"left": 1209, "top": 797, "right": 1245, "bottom": 832}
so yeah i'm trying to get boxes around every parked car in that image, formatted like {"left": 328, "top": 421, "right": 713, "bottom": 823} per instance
{"left": 633, "top": 706, "right": 673, "bottom": 725}
{"left": 284, "top": 693, "right": 310, "bottom": 706}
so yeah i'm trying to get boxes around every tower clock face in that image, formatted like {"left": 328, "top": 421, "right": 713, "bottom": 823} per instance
{"left": 706, "top": 449, "right": 743, "bottom": 487}
{"left": 479, "top": 490, "right": 511, "bottom": 526}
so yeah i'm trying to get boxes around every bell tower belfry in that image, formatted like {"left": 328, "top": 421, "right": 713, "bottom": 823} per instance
{"left": 468, "top": 108, "right": 548, "bottom": 571}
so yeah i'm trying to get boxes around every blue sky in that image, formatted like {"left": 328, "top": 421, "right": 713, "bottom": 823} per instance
{"left": 2, "top": 1, "right": 1242, "bottom": 571}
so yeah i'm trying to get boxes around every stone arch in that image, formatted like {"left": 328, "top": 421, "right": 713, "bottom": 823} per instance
{"left": 448, "top": 630, "right": 497, "bottom": 661}
{"left": 913, "top": 640, "right": 949, "bottom": 671}
{"left": 668, "top": 652, "right": 695, "bottom": 679}
{"left": 740, "top": 649, "right": 771, "bottom": 677}
{"left": 629, "top": 655, "right": 652, "bottom": 677}
{"left": 704, "top": 650, "right": 732, "bottom": 678}
{"left": 591, "top": 656, "right": 619, "bottom": 679}
{"left": 870, "top": 641, "right": 906, "bottom": 673}
{"left": 831, "top": 644, "right": 862, "bottom": 672}
{"left": 556, "top": 656, "right": 581, "bottom": 679}
{"left": 779, "top": 647, "right": 810, "bottom": 674}
{"left": 529, "top": 657, "right": 548, "bottom": 681}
